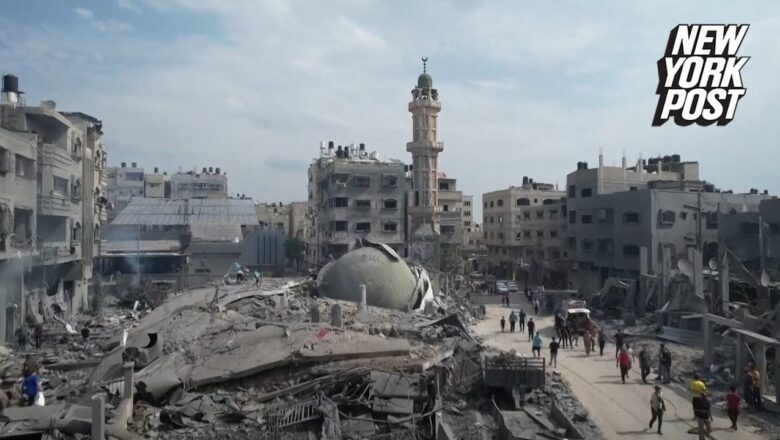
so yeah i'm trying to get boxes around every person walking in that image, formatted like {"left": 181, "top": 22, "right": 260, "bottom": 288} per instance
{"left": 583, "top": 330, "right": 593, "bottom": 356}
{"left": 749, "top": 363, "right": 763, "bottom": 411}
{"left": 508, "top": 311, "right": 517, "bottom": 333}
{"left": 617, "top": 347, "right": 632, "bottom": 384}
{"left": 518, "top": 309, "right": 526, "bottom": 333}
{"left": 742, "top": 367, "right": 754, "bottom": 410}
{"left": 564, "top": 324, "right": 573, "bottom": 349}
{"left": 638, "top": 345, "right": 652, "bottom": 384}
{"left": 726, "top": 385, "right": 741, "bottom": 430}
{"left": 500, "top": 316, "right": 506, "bottom": 333}
{"left": 614, "top": 329, "right": 625, "bottom": 359}
{"left": 532, "top": 332, "right": 543, "bottom": 358}
{"left": 693, "top": 394, "right": 713, "bottom": 440}
{"left": 571, "top": 323, "right": 580, "bottom": 347}
{"left": 691, "top": 373, "right": 708, "bottom": 399}
{"left": 534, "top": 298, "right": 540, "bottom": 315}
{"left": 527, "top": 318, "right": 536, "bottom": 341}
{"left": 597, "top": 328, "right": 606, "bottom": 356}
{"left": 549, "top": 336, "right": 560, "bottom": 368}
{"left": 648, "top": 385, "right": 665, "bottom": 435}
{"left": 659, "top": 344, "right": 672, "bottom": 384}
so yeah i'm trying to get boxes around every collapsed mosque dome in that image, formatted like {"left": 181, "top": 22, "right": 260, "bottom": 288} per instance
{"left": 317, "top": 239, "right": 429, "bottom": 311}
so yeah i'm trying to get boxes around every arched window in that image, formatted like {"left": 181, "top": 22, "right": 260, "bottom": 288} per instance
{"left": 516, "top": 198, "right": 530, "bottom": 206}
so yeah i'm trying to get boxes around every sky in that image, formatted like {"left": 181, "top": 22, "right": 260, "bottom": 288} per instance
{"left": 2, "top": 0, "right": 779, "bottom": 221}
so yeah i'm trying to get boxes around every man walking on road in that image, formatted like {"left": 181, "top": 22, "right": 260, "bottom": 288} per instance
{"left": 659, "top": 344, "right": 672, "bottom": 384}
{"left": 549, "top": 337, "right": 560, "bottom": 368}
{"left": 527, "top": 318, "right": 536, "bottom": 341}
{"left": 693, "top": 394, "right": 713, "bottom": 440}
{"left": 726, "top": 385, "right": 741, "bottom": 430}
{"left": 618, "top": 346, "right": 632, "bottom": 384}
{"left": 614, "top": 329, "right": 625, "bottom": 359}
{"left": 532, "top": 332, "right": 543, "bottom": 358}
{"left": 649, "top": 385, "right": 665, "bottom": 435}
{"left": 597, "top": 328, "right": 606, "bottom": 355}
{"left": 638, "top": 345, "right": 651, "bottom": 384}
{"left": 500, "top": 316, "right": 506, "bottom": 332}
{"left": 749, "top": 363, "right": 763, "bottom": 411}
{"left": 518, "top": 309, "right": 526, "bottom": 333}
{"left": 508, "top": 311, "right": 517, "bottom": 333}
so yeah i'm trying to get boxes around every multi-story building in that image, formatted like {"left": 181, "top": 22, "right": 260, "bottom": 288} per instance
{"left": 170, "top": 167, "right": 227, "bottom": 199}
{"left": 256, "top": 202, "right": 290, "bottom": 232}
{"left": 437, "top": 174, "right": 463, "bottom": 248}
{"left": 144, "top": 167, "right": 165, "bottom": 198}
{"left": 566, "top": 178, "right": 769, "bottom": 292}
{"left": 306, "top": 142, "right": 406, "bottom": 264}
{"left": 0, "top": 126, "right": 38, "bottom": 343}
{"left": 0, "top": 73, "right": 109, "bottom": 335}
{"left": 462, "top": 195, "right": 474, "bottom": 241}
{"left": 719, "top": 197, "right": 780, "bottom": 277}
{"left": 482, "top": 178, "right": 566, "bottom": 282}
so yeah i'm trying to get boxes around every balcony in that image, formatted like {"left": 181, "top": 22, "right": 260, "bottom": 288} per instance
{"left": 38, "top": 193, "right": 72, "bottom": 216}
{"left": 40, "top": 242, "right": 79, "bottom": 264}
{"left": 40, "top": 143, "right": 76, "bottom": 170}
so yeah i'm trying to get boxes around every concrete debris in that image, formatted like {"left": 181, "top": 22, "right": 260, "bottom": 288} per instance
{"left": 0, "top": 275, "right": 602, "bottom": 440}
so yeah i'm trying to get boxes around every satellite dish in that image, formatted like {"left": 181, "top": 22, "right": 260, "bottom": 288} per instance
{"left": 761, "top": 270, "right": 771, "bottom": 287}
{"left": 708, "top": 258, "right": 718, "bottom": 270}
{"left": 678, "top": 259, "right": 694, "bottom": 278}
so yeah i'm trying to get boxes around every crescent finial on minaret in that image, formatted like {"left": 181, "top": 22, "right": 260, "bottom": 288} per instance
{"left": 422, "top": 57, "right": 428, "bottom": 73}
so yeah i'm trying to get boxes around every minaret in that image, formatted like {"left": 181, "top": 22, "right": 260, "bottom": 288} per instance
{"left": 407, "top": 57, "right": 443, "bottom": 267}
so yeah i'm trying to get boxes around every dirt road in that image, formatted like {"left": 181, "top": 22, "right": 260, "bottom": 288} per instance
{"left": 473, "top": 301, "right": 768, "bottom": 440}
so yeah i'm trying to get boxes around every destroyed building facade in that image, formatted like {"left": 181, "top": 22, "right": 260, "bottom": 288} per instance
{"left": 256, "top": 200, "right": 308, "bottom": 240}
{"left": 0, "top": 74, "right": 109, "bottom": 343}
{"left": 482, "top": 178, "right": 567, "bottom": 284}
{"left": 306, "top": 142, "right": 407, "bottom": 264}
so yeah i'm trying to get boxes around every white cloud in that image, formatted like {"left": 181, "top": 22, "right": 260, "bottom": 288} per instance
{"left": 74, "top": 7, "right": 94, "bottom": 19}
{"left": 117, "top": 0, "right": 142, "bottom": 13}
{"left": 10, "top": 1, "right": 780, "bottom": 218}
{"left": 74, "top": 6, "right": 133, "bottom": 32}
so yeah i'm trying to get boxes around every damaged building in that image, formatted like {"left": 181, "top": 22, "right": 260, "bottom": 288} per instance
{"left": 0, "top": 74, "right": 109, "bottom": 343}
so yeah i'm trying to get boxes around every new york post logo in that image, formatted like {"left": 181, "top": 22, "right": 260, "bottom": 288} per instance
{"left": 653, "top": 24, "right": 749, "bottom": 126}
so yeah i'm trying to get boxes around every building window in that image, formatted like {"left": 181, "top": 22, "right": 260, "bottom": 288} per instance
{"left": 536, "top": 211, "right": 544, "bottom": 219}
{"left": 623, "top": 211, "right": 640, "bottom": 224}
{"left": 581, "top": 239, "right": 593, "bottom": 252}
{"left": 597, "top": 208, "right": 611, "bottom": 223}
{"left": 568, "top": 185, "right": 576, "bottom": 198}
{"left": 536, "top": 230, "right": 544, "bottom": 238}
{"left": 516, "top": 232, "right": 523, "bottom": 240}
{"left": 442, "top": 225, "right": 455, "bottom": 234}
{"left": 497, "top": 199, "right": 504, "bottom": 207}
{"left": 552, "top": 250, "right": 561, "bottom": 259}
{"left": 498, "top": 216, "right": 503, "bottom": 224}
{"left": 329, "top": 197, "right": 348, "bottom": 208}
{"left": 623, "top": 244, "right": 640, "bottom": 257}
{"left": 464, "top": 221, "right": 471, "bottom": 226}
{"left": 523, "top": 212, "right": 531, "bottom": 220}
{"left": 490, "top": 201, "right": 494, "bottom": 208}
{"left": 581, "top": 214, "right": 593, "bottom": 224}
{"left": 464, "top": 210, "right": 471, "bottom": 216}
{"left": 356, "top": 222, "right": 371, "bottom": 232}
{"left": 706, "top": 212, "right": 718, "bottom": 229}
{"left": 382, "top": 175, "right": 398, "bottom": 187}
{"left": 516, "top": 198, "right": 530, "bottom": 206}
{"left": 53, "top": 176, "right": 69, "bottom": 197}
{"left": 581, "top": 188, "right": 592, "bottom": 197}
{"left": 568, "top": 237, "right": 576, "bottom": 250}
{"left": 71, "top": 222, "right": 82, "bottom": 241}
{"left": 598, "top": 239, "right": 614, "bottom": 254}
{"left": 629, "top": 186, "right": 638, "bottom": 191}
{"left": 464, "top": 200, "right": 471, "bottom": 207}
{"left": 354, "top": 175, "right": 370, "bottom": 187}
{"left": 484, "top": 202, "right": 487, "bottom": 208}
{"left": 550, "top": 230, "right": 558, "bottom": 238}
{"left": 331, "top": 221, "right": 348, "bottom": 232}
{"left": 680, "top": 212, "right": 688, "bottom": 220}
{"left": 523, "top": 231, "right": 531, "bottom": 238}
{"left": 355, "top": 199, "right": 371, "bottom": 209}
{"left": 439, "top": 181, "right": 450, "bottom": 190}
{"left": 15, "top": 155, "right": 34, "bottom": 179}
{"left": 569, "top": 210, "right": 577, "bottom": 224}
{"left": 502, "top": 248, "right": 507, "bottom": 255}
{"left": 489, "top": 216, "right": 494, "bottom": 224}
{"left": 659, "top": 210, "right": 675, "bottom": 225}
{"left": 497, "top": 232, "right": 504, "bottom": 239}
{"left": 516, "top": 215, "right": 523, "bottom": 223}
{"left": 383, "top": 199, "right": 398, "bottom": 209}
{"left": 383, "top": 222, "right": 397, "bottom": 232}
{"left": 443, "top": 204, "right": 449, "bottom": 212}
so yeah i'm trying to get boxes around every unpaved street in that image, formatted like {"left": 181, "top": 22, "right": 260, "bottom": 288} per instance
{"left": 473, "top": 301, "right": 768, "bottom": 440}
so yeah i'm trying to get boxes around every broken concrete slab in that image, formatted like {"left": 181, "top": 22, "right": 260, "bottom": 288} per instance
{"left": 372, "top": 397, "right": 414, "bottom": 415}
{"left": 550, "top": 399, "right": 584, "bottom": 439}
{"left": 370, "top": 371, "right": 427, "bottom": 400}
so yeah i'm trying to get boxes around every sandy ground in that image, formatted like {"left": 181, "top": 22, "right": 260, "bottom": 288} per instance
{"left": 473, "top": 299, "right": 769, "bottom": 440}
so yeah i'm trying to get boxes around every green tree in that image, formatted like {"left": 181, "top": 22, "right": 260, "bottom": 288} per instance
{"left": 285, "top": 237, "right": 306, "bottom": 271}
